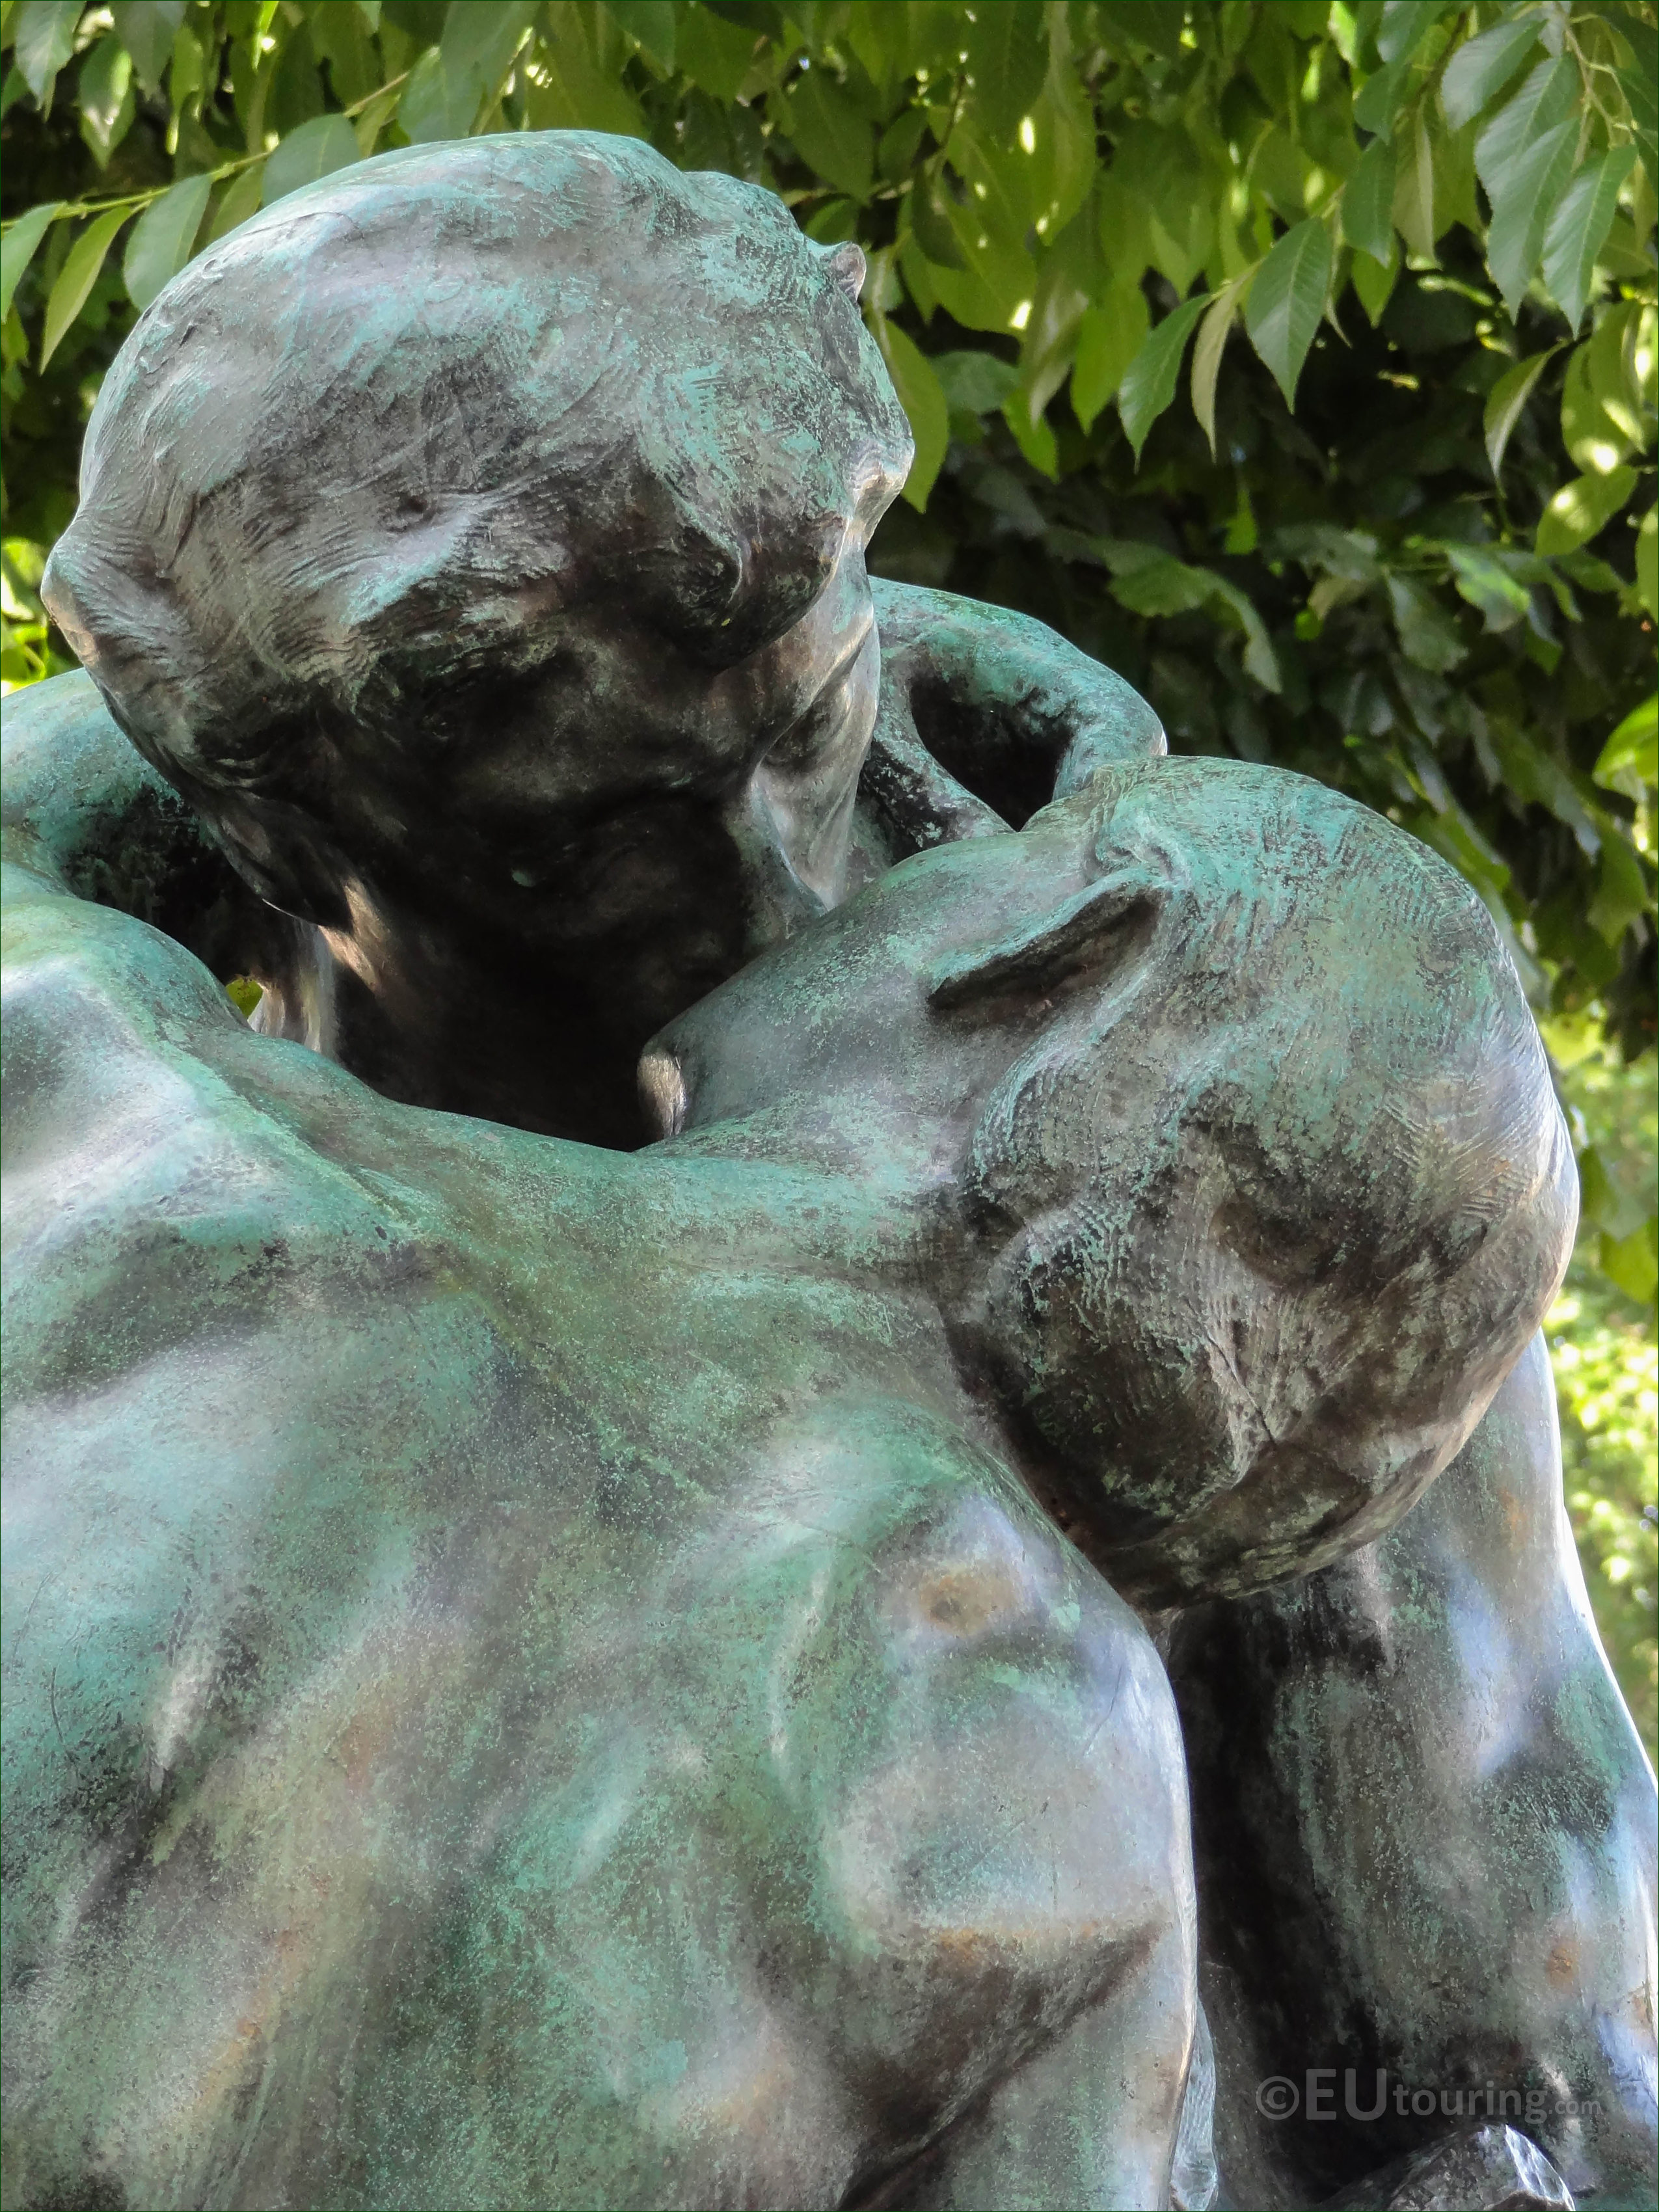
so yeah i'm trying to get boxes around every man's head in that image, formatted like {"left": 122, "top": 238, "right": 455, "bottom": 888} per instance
{"left": 654, "top": 757, "right": 1574, "bottom": 1604}
{"left": 43, "top": 132, "right": 910, "bottom": 955}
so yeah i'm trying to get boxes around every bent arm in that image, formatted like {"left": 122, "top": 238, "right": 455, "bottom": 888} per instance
{"left": 1173, "top": 1333, "right": 1657, "bottom": 2210}
{"left": 859, "top": 581, "right": 1165, "bottom": 859}
{"left": 2, "top": 669, "right": 334, "bottom": 1044}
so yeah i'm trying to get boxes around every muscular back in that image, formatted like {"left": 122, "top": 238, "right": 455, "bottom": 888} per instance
{"left": 1, "top": 855, "right": 1193, "bottom": 2210}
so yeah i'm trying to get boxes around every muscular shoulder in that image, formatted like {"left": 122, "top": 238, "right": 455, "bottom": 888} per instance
{"left": 695, "top": 1397, "right": 1191, "bottom": 2111}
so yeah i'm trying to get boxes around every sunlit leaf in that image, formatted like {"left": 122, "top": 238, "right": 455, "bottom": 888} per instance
{"left": 1191, "top": 270, "right": 1253, "bottom": 457}
{"left": 1474, "top": 55, "right": 1578, "bottom": 203}
{"left": 1118, "top": 290, "right": 1210, "bottom": 463}
{"left": 12, "top": 0, "right": 79, "bottom": 107}
{"left": 1244, "top": 217, "right": 1332, "bottom": 409}
{"left": 0, "top": 200, "right": 61, "bottom": 324}
{"left": 1638, "top": 509, "right": 1657, "bottom": 622}
{"left": 1541, "top": 147, "right": 1637, "bottom": 335}
{"left": 1593, "top": 694, "right": 1658, "bottom": 794}
{"left": 1376, "top": 0, "right": 1438, "bottom": 66}
{"left": 123, "top": 172, "right": 213, "bottom": 310}
{"left": 1561, "top": 342, "right": 1635, "bottom": 473}
{"left": 963, "top": 0, "right": 1047, "bottom": 147}
{"left": 39, "top": 205, "right": 129, "bottom": 370}
{"left": 1535, "top": 466, "right": 1639, "bottom": 558}
{"left": 1485, "top": 116, "right": 1579, "bottom": 320}
{"left": 1440, "top": 10, "right": 1543, "bottom": 133}
{"left": 1483, "top": 346, "right": 1560, "bottom": 478}
{"left": 1444, "top": 543, "right": 1531, "bottom": 630}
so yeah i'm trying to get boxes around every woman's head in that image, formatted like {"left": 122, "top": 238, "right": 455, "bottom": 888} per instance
{"left": 960, "top": 761, "right": 1574, "bottom": 1603}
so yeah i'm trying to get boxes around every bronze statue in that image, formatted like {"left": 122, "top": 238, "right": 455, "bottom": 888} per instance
{"left": 2, "top": 132, "right": 1652, "bottom": 2212}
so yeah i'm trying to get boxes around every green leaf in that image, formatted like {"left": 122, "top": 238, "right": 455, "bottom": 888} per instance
{"left": 1598, "top": 1219, "right": 1658, "bottom": 1306}
{"left": 1353, "top": 51, "right": 1416, "bottom": 138}
{"left": 1483, "top": 346, "right": 1559, "bottom": 478}
{"left": 398, "top": 44, "right": 474, "bottom": 144}
{"left": 439, "top": 0, "right": 537, "bottom": 106}
{"left": 1094, "top": 539, "right": 1281, "bottom": 690}
{"left": 677, "top": 2, "right": 757, "bottom": 102}
{"left": 1440, "top": 10, "right": 1543, "bottom": 133}
{"left": 1593, "top": 694, "right": 1658, "bottom": 794}
{"left": 122, "top": 172, "right": 212, "bottom": 310}
{"left": 785, "top": 70, "right": 873, "bottom": 201}
{"left": 1070, "top": 286, "right": 1148, "bottom": 431}
{"left": 79, "top": 34, "right": 135, "bottom": 168}
{"left": 1351, "top": 231, "right": 1399, "bottom": 323}
{"left": 1117, "top": 290, "right": 1210, "bottom": 464}
{"left": 1097, "top": 2, "right": 1185, "bottom": 61}
{"left": 1485, "top": 116, "right": 1579, "bottom": 320}
{"left": 1535, "top": 466, "right": 1638, "bottom": 558}
{"left": 1206, "top": 572, "right": 1282, "bottom": 691}
{"left": 1488, "top": 722, "right": 1602, "bottom": 854}
{"left": 1244, "top": 217, "right": 1332, "bottom": 409}
{"left": 1560, "top": 339, "right": 1633, "bottom": 473}
{"left": 1617, "top": 66, "right": 1657, "bottom": 193}
{"left": 1444, "top": 543, "right": 1531, "bottom": 630}
{"left": 963, "top": 0, "right": 1047, "bottom": 147}
{"left": 1474, "top": 55, "right": 1577, "bottom": 200}
{"left": 12, "top": 0, "right": 79, "bottom": 106}
{"left": 524, "top": 29, "right": 645, "bottom": 138}
{"left": 1191, "top": 270, "right": 1253, "bottom": 457}
{"left": 208, "top": 159, "right": 265, "bottom": 243}
{"left": 262, "top": 113, "right": 362, "bottom": 205}
{"left": 1391, "top": 107, "right": 1436, "bottom": 260}
{"left": 1342, "top": 132, "right": 1397, "bottom": 265}
{"left": 1376, "top": 0, "right": 1438, "bottom": 66}
{"left": 111, "top": 0, "right": 185, "bottom": 94}
{"left": 932, "top": 349, "right": 1020, "bottom": 416}
{"left": 873, "top": 318, "right": 947, "bottom": 513}
{"left": 1387, "top": 574, "right": 1466, "bottom": 672}
{"left": 0, "top": 200, "right": 61, "bottom": 323}
{"left": 908, "top": 170, "right": 966, "bottom": 269}
{"left": 1637, "top": 508, "right": 1657, "bottom": 623}
{"left": 604, "top": 1, "right": 675, "bottom": 74}
{"left": 1541, "top": 147, "right": 1637, "bottom": 334}
{"left": 40, "top": 205, "right": 129, "bottom": 370}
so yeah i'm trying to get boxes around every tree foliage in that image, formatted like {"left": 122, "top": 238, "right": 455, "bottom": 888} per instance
{"left": 1, "top": 3, "right": 1655, "bottom": 1317}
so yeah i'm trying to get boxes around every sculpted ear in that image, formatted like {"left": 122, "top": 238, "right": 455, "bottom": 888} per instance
{"left": 926, "top": 866, "right": 1168, "bottom": 1011}
{"left": 816, "top": 241, "right": 867, "bottom": 301}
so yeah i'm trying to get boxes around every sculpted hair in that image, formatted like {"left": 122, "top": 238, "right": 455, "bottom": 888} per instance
{"left": 42, "top": 131, "right": 910, "bottom": 807}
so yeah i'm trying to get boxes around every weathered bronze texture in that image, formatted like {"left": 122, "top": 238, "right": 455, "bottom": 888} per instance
{"left": 3, "top": 132, "right": 1652, "bottom": 2212}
